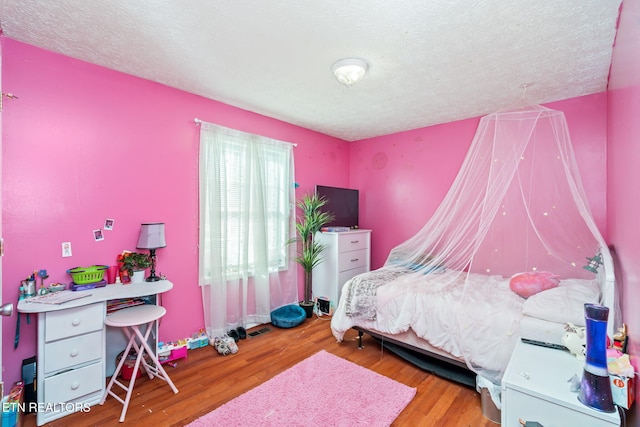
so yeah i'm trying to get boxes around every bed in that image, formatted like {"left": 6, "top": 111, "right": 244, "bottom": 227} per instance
{"left": 330, "top": 105, "right": 620, "bottom": 387}
{"left": 330, "top": 261, "right": 616, "bottom": 385}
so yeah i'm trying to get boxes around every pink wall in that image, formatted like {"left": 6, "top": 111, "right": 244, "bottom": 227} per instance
{"left": 349, "top": 119, "right": 475, "bottom": 268}
{"left": 607, "top": 0, "right": 640, "bottom": 417}
{"left": 349, "top": 94, "right": 609, "bottom": 269}
{"left": 0, "top": 37, "right": 349, "bottom": 386}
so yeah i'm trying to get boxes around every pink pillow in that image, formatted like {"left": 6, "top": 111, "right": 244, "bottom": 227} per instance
{"left": 509, "top": 271, "right": 559, "bottom": 298}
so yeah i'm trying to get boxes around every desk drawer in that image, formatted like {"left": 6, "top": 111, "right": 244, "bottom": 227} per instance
{"left": 45, "top": 303, "right": 104, "bottom": 342}
{"left": 44, "top": 362, "right": 103, "bottom": 403}
{"left": 337, "top": 234, "right": 368, "bottom": 252}
{"left": 337, "top": 249, "right": 368, "bottom": 272}
{"left": 44, "top": 330, "right": 103, "bottom": 374}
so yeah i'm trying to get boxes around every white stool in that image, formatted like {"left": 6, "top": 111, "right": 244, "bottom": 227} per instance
{"left": 100, "top": 304, "right": 179, "bottom": 422}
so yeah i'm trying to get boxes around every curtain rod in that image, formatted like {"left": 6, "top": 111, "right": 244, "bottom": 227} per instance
{"left": 194, "top": 118, "right": 298, "bottom": 147}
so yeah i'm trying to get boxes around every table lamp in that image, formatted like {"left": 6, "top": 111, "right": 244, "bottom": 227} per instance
{"left": 578, "top": 303, "right": 615, "bottom": 413}
{"left": 136, "top": 222, "right": 166, "bottom": 282}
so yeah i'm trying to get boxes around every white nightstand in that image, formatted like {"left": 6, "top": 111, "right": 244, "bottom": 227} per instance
{"left": 501, "top": 340, "right": 620, "bottom": 427}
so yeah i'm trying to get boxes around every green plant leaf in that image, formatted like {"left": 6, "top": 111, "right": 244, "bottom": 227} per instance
{"left": 120, "top": 252, "right": 153, "bottom": 276}
{"left": 287, "top": 192, "right": 335, "bottom": 302}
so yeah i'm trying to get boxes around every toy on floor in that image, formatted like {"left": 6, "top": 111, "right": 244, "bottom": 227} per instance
{"left": 158, "top": 340, "right": 188, "bottom": 366}
{"left": 188, "top": 329, "right": 209, "bottom": 349}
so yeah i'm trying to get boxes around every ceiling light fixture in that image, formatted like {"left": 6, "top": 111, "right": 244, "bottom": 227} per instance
{"left": 332, "top": 58, "right": 368, "bottom": 87}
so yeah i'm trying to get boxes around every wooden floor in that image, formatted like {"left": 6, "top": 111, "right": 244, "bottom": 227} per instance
{"left": 23, "top": 317, "right": 498, "bottom": 426}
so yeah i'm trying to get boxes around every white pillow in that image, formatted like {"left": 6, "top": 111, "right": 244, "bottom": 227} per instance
{"left": 522, "top": 279, "right": 601, "bottom": 326}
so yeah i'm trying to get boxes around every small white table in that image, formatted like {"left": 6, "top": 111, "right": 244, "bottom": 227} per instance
{"left": 501, "top": 340, "right": 620, "bottom": 426}
{"left": 18, "top": 280, "right": 173, "bottom": 426}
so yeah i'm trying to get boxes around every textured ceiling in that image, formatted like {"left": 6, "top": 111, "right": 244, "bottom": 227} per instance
{"left": 0, "top": 0, "right": 621, "bottom": 141}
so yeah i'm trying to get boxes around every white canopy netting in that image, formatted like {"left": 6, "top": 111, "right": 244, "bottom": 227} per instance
{"left": 379, "top": 104, "right": 619, "bottom": 382}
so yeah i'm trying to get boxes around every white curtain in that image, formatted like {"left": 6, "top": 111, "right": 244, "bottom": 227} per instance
{"left": 199, "top": 122, "right": 298, "bottom": 339}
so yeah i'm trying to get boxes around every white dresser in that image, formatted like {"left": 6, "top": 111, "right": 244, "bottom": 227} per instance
{"left": 501, "top": 340, "right": 620, "bottom": 427}
{"left": 312, "top": 229, "right": 371, "bottom": 311}
{"left": 18, "top": 280, "right": 173, "bottom": 425}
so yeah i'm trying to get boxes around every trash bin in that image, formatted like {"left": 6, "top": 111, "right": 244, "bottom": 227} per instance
{"left": 480, "top": 387, "right": 501, "bottom": 424}
{"left": 116, "top": 350, "right": 142, "bottom": 380}
{"left": 477, "top": 375, "right": 501, "bottom": 424}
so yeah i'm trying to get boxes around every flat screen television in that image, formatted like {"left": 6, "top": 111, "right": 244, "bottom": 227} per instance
{"left": 315, "top": 185, "right": 359, "bottom": 228}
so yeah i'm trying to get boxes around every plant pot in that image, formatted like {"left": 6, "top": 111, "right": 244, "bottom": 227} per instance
{"left": 131, "top": 270, "right": 145, "bottom": 283}
{"left": 300, "top": 301, "right": 314, "bottom": 318}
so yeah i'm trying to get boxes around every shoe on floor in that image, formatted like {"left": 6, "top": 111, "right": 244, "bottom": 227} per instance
{"left": 237, "top": 327, "right": 247, "bottom": 339}
{"left": 228, "top": 329, "right": 240, "bottom": 342}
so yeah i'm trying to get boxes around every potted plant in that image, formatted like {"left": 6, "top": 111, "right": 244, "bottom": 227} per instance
{"left": 119, "top": 251, "right": 153, "bottom": 283}
{"left": 289, "top": 192, "right": 335, "bottom": 317}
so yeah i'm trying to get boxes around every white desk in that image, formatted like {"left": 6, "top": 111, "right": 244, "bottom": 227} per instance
{"left": 18, "top": 280, "right": 173, "bottom": 426}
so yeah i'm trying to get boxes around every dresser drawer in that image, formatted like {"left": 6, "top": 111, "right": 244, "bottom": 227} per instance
{"left": 337, "top": 233, "right": 369, "bottom": 252}
{"left": 338, "top": 265, "right": 369, "bottom": 288}
{"left": 43, "top": 330, "right": 103, "bottom": 374}
{"left": 45, "top": 303, "right": 104, "bottom": 342}
{"left": 337, "top": 249, "right": 367, "bottom": 272}
{"left": 44, "top": 362, "right": 104, "bottom": 403}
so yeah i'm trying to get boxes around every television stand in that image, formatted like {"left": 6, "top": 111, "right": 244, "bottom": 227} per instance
{"left": 312, "top": 229, "right": 371, "bottom": 311}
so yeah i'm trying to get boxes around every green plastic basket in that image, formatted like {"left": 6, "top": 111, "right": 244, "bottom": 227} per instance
{"left": 67, "top": 265, "right": 108, "bottom": 284}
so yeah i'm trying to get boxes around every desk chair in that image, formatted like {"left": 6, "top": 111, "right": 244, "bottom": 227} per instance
{"left": 100, "top": 304, "right": 178, "bottom": 422}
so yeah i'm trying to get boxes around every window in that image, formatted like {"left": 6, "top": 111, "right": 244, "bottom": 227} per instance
{"left": 199, "top": 123, "right": 294, "bottom": 283}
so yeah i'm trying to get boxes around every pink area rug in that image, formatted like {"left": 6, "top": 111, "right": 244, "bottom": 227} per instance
{"left": 187, "top": 350, "right": 416, "bottom": 427}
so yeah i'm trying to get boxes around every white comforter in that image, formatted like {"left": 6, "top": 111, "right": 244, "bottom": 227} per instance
{"left": 331, "top": 269, "right": 524, "bottom": 373}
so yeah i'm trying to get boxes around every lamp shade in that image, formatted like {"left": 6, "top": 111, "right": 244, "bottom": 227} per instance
{"left": 137, "top": 223, "right": 166, "bottom": 249}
